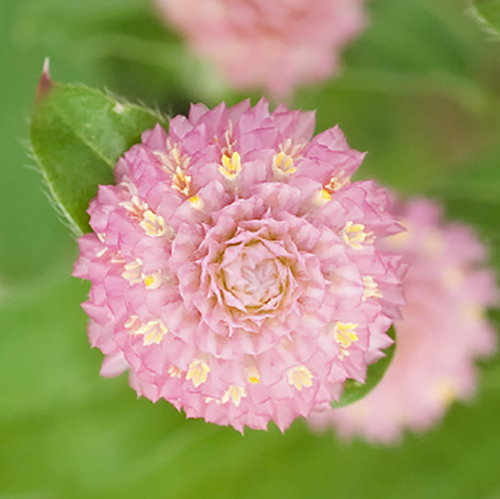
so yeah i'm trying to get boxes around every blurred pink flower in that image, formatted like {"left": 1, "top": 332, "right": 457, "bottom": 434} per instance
{"left": 156, "top": 0, "right": 367, "bottom": 97}
{"left": 309, "top": 198, "right": 498, "bottom": 442}
{"left": 74, "top": 99, "right": 404, "bottom": 432}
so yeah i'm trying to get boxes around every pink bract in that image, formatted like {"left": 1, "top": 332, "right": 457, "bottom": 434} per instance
{"left": 155, "top": 0, "right": 367, "bottom": 97}
{"left": 73, "top": 99, "right": 404, "bottom": 432}
{"left": 309, "top": 198, "right": 498, "bottom": 442}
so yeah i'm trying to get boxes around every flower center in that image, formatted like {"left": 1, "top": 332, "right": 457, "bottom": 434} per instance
{"left": 220, "top": 241, "right": 287, "bottom": 312}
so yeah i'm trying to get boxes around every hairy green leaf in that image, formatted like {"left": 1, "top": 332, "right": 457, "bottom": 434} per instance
{"left": 331, "top": 325, "right": 396, "bottom": 408}
{"left": 471, "top": 0, "right": 500, "bottom": 38}
{"left": 29, "top": 63, "right": 168, "bottom": 235}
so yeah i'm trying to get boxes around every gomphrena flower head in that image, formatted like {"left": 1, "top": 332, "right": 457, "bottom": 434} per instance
{"left": 74, "top": 99, "right": 404, "bottom": 432}
{"left": 309, "top": 198, "right": 498, "bottom": 442}
{"left": 155, "top": 0, "right": 367, "bottom": 97}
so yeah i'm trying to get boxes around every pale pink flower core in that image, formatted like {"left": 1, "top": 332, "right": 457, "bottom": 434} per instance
{"left": 74, "top": 99, "right": 404, "bottom": 431}
{"left": 309, "top": 198, "right": 498, "bottom": 442}
{"left": 155, "top": 0, "right": 367, "bottom": 97}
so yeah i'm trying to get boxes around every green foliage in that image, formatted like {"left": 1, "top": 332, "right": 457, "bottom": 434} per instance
{"left": 471, "top": 0, "right": 500, "bottom": 37}
{"left": 332, "top": 326, "right": 396, "bottom": 408}
{"left": 29, "top": 72, "right": 167, "bottom": 235}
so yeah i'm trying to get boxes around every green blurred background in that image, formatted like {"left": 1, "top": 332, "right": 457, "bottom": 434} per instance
{"left": 1, "top": 0, "right": 500, "bottom": 497}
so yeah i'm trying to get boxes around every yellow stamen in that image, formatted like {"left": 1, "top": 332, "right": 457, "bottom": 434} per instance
{"left": 167, "top": 365, "right": 182, "bottom": 379}
{"left": 171, "top": 146, "right": 184, "bottom": 167}
{"left": 171, "top": 167, "right": 192, "bottom": 196}
{"left": 362, "top": 275, "right": 383, "bottom": 301}
{"left": 204, "top": 397, "right": 220, "bottom": 404}
{"left": 120, "top": 195, "right": 147, "bottom": 221}
{"left": 273, "top": 151, "right": 296, "bottom": 176}
{"left": 219, "top": 151, "right": 242, "bottom": 180}
{"left": 122, "top": 260, "right": 143, "bottom": 285}
{"left": 313, "top": 188, "right": 332, "bottom": 206}
{"left": 287, "top": 365, "right": 313, "bottom": 391}
{"left": 140, "top": 210, "right": 165, "bottom": 237}
{"left": 130, "top": 319, "right": 168, "bottom": 345}
{"left": 153, "top": 151, "right": 171, "bottom": 171}
{"left": 124, "top": 315, "right": 141, "bottom": 333}
{"left": 122, "top": 259, "right": 162, "bottom": 289}
{"left": 221, "top": 385, "right": 247, "bottom": 407}
{"left": 144, "top": 274, "right": 156, "bottom": 288}
{"left": 188, "top": 195, "right": 204, "bottom": 210}
{"left": 247, "top": 365, "right": 260, "bottom": 384}
{"left": 121, "top": 196, "right": 167, "bottom": 238}
{"left": 338, "top": 347, "right": 350, "bottom": 359}
{"left": 154, "top": 141, "right": 190, "bottom": 174}
{"left": 323, "top": 173, "right": 349, "bottom": 194}
{"left": 186, "top": 360, "right": 210, "bottom": 387}
{"left": 342, "top": 221, "right": 373, "bottom": 250}
{"left": 334, "top": 322, "right": 359, "bottom": 349}
{"left": 436, "top": 380, "right": 456, "bottom": 406}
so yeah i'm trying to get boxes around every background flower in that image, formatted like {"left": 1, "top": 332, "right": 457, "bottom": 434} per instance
{"left": 309, "top": 198, "right": 498, "bottom": 442}
{"left": 74, "top": 99, "right": 404, "bottom": 431}
{"left": 155, "top": 0, "right": 367, "bottom": 97}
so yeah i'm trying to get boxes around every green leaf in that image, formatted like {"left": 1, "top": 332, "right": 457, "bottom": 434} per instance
{"left": 29, "top": 62, "right": 168, "bottom": 235}
{"left": 331, "top": 325, "right": 396, "bottom": 408}
{"left": 470, "top": 0, "right": 500, "bottom": 38}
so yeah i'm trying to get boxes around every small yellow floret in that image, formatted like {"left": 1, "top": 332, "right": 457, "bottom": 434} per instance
{"left": 436, "top": 380, "right": 456, "bottom": 406}
{"left": 122, "top": 260, "right": 143, "bottom": 285}
{"left": 154, "top": 141, "right": 190, "bottom": 174}
{"left": 171, "top": 146, "right": 184, "bottom": 167}
{"left": 247, "top": 365, "right": 260, "bottom": 384}
{"left": 313, "top": 188, "right": 332, "bottom": 206}
{"left": 221, "top": 385, "right": 247, "bottom": 407}
{"left": 362, "top": 275, "right": 383, "bottom": 301}
{"left": 334, "top": 322, "right": 359, "bottom": 349}
{"left": 287, "top": 365, "right": 313, "bottom": 391}
{"left": 186, "top": 360, "right": 210, "bottom": 387}
{"left": 167, "top": 365, "right": 182, "bottom": 379}
{"left": 189, "top": 195, "right": 204, "bottom": 210}
{"left": 219, "top": 151, "right": 242, "bottom": 180}
{"left": 122, "top": 260, "right": 162, "bottom": 290}
{"left": 342, "top": 221, "right": 372, "bottom": 250}
{"left": 133, "top": 319, "right": 168, "bottom": 345}
{"left": 124, "top": 314, "right": 141, "bottom": 332}
{"left": 140, "top": 210, "right": 166, "bottom": 237}
{"left": 171, "top": 167, "right": 192, "bottom": 196}
{"left": 144, "top": 275, "right": 156, "bottom": 288}
{"left": 273, "top": 151, "right": 296, "bottom": 176}
{"left": 323, "top": 174, "right": 349, "bottom": 194}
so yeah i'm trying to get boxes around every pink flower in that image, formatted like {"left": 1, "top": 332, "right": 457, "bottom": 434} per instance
{"left": 155, "top": 0, "right": 367, "bottom": 97}
{"left": 73, "top": 99, "right": 404, "bottom": 432}
{"left": 309, "top": 198, "right": 498, "bottom": 442}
